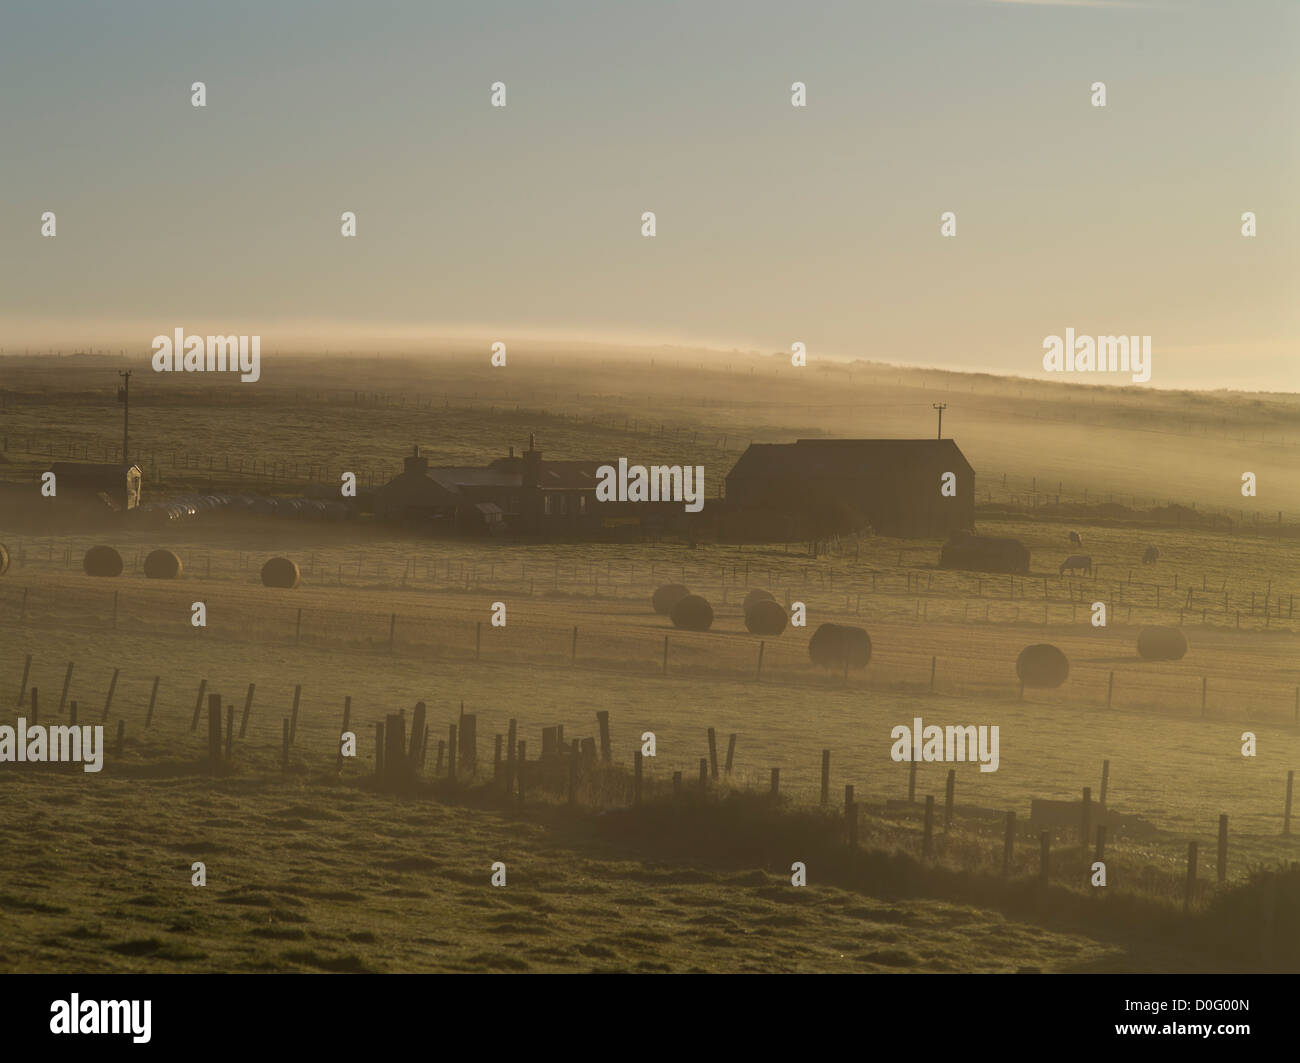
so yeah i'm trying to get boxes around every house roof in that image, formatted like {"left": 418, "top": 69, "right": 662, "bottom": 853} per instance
{"left": 727, "top": 439, "right": 973, "bottom": 479}
{"left": 535, "top": 461, "right": 610, "bottom": 490}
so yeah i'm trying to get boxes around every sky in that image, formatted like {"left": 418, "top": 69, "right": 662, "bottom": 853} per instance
{"left": 1, "top": 0, "right": 1295, "bottom": 390}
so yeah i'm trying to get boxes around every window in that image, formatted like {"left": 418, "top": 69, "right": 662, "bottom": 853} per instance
{"left": 544, "top": 495, "right": 553, "bottom": 516}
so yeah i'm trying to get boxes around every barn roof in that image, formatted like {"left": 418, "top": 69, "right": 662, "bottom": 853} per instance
{"left": 728, "top": 439, "right": 972, "bottom": 478}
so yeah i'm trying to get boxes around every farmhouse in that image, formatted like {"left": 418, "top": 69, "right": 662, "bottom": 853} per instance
{"left": 48, "top": 462, "right": 142, "bottom": 511}
{"left": 376, "top": 437, "right": 669, "bottom": 537}
{"left": 724, "top": 439, "right": 974, "bottom": 539}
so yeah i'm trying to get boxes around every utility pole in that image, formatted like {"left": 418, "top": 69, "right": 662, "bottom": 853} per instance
{"left": 117, "top": 370, "right": 131, "bottom": 465}
{"left": 932, "top": 402, "right": 947, "bottom": 440}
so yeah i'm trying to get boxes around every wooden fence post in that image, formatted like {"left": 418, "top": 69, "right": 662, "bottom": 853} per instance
{"left": 944, "top": 769, "right": 955, "bottom": 827}
{"left": 634, "top": 751, "right": 643, "bottom": 805}
{"left": 59, "top": 661, "right": 74, "bottom": 714}
{"left": 725, "top": 733, "right": 737, "bottom": 775}
{"left": 494, "top": 734, "right": 503, "bottom": 780}
{"left": 821, "top": 749, "right": 831, "bottom": 806}
{"left": 288, "top": 685, "right": 301, "bottom": 745}
{"left": 770, "top": 768, "right": 780, "bottom": 795}
{"left": 207, "top": 693, "right": 222, "bottom": 773}
{"left": 190, "top": 679, "right": 207, "bottom": 732}
{"left": 1285, "top": 771, "right": 1294, "bottom": 837}
{"left": 410, "top": 702, "right": 427, "bottom": 773}
{"left": 1081, "top": 787, "right": 1091, "bottom": 857}
{"left": 708, "top": 727, "right": 718, "bottom": 780}
{"left": 1185, "top": 841, "right": 1197, "bottom": 911}
{"left": 102, "top": 668, "right": 119, "bottom": 721}
{"left": 1100, "top": 759, "right": 1110, "bottom": 806}
{"left": 908, "top": 758, "right": 917, "bottom": 803}
{"left": 238, "top": 683, "right": 255, "bottom": 738}
{"left": 145, "top": 676, "right": 159, "bottom": 728}
{"left": 595, "top": 711, "right": 609, "bottom": 764}
{"left": 459, "top": 714, "right": 477, "bottom": 775}
{"left": 16, "top": 653, "right": 31, "bottom": 708}
{"left": 448, "top": 724, "right": 458, "bottom": 779}
{"left": 376, "top": 722, "right": 386, "bottom": 778}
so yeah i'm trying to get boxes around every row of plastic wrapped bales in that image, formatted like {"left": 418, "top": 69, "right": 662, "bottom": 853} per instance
{"left": 132, "top": 494, "right": 350, "bottom": 526}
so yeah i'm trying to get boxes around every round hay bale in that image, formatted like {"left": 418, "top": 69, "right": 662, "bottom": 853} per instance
{"left": 0, "top": 543, "right": 8, "bottom": 577}
{"left": 808, "top": 623, "right": 872, "bottom": 670}
{"left": 1016, "top": 643, "right": 1069, "bottom": 688}
{"left": 670, "top": 594, "right": 714, "bottom": 631}
{"left": 1137, "top": 626, "right": 1188, "bottom": 661}
{"left": 743, "top": 588, "right": 775, "bottom": 614}
{"left": 261, "top": 556, "right": 301, "bottom": 589}
{"left": 82, "top": 545, "right": 123, "bottom": 578}
{"left": 652, "top": 583, "right": 691, "bottom": 615}
{"left": 143, "top": 548, "right": 183, "bottom": 580}
{"left": 744, "top": 598, "right": 787, "bottom": 635}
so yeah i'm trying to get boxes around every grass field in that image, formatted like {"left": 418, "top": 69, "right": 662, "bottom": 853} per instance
{"left": 1, "top": 352, "right": 1298, "bottom": 972}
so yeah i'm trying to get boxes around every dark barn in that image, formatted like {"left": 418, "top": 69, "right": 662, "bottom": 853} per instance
{"left": 724, "top": 439, "right": 974, "bottom": 539}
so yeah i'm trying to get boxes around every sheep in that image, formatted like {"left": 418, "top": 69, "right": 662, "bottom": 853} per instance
{"left": 1069, "top": 530, "right": 1082, "bottom": 546}
{"left": 1059, "top": 554, "right": 1092, "bottom": 576}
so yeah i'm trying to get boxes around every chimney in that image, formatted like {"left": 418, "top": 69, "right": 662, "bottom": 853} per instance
{"left": 404, "top": 444, "right": 428, "bottom": 477}
{"left": 523, "top": 434, "right": 542, "bottom": 487}
{"left": 509, "top": 445, "right": 514, "bottom": 459}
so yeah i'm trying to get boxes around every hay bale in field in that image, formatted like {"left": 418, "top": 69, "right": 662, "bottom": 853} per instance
{"left": 83, "top": 545, "right": 123, "bottom": 578}
{"left": 143, "top": 548, "right": 183, "bottom": 580}
{"left": 744, "top": 598, "right": 787, "bottom": 635}
{"left": 0, "top": 543, "right": 8, "bottom": 577}
{"left": 652, "top": 583, "right": 691, "bottom": 615}
{"left": 1137, "top": 626, "right": 1187, "bottom": 661}
{"left": 808, "top": 623, "right": 872, "bottom": 670}
{"left": 743, "top": 588, "right": 775, "bottom": 614}
{"left": 261, "top": 556, "right": 301, "bottom": 589}
{"left": 1016, "top": 643, "right": 1069, "bottom": 688}
{"left": 670, "top": 594, "right": 714, "bottom": 631}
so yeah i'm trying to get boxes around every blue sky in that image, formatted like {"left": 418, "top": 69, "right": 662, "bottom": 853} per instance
{"left": 1, "top": 0, "right": 1295, "bottom": 389}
